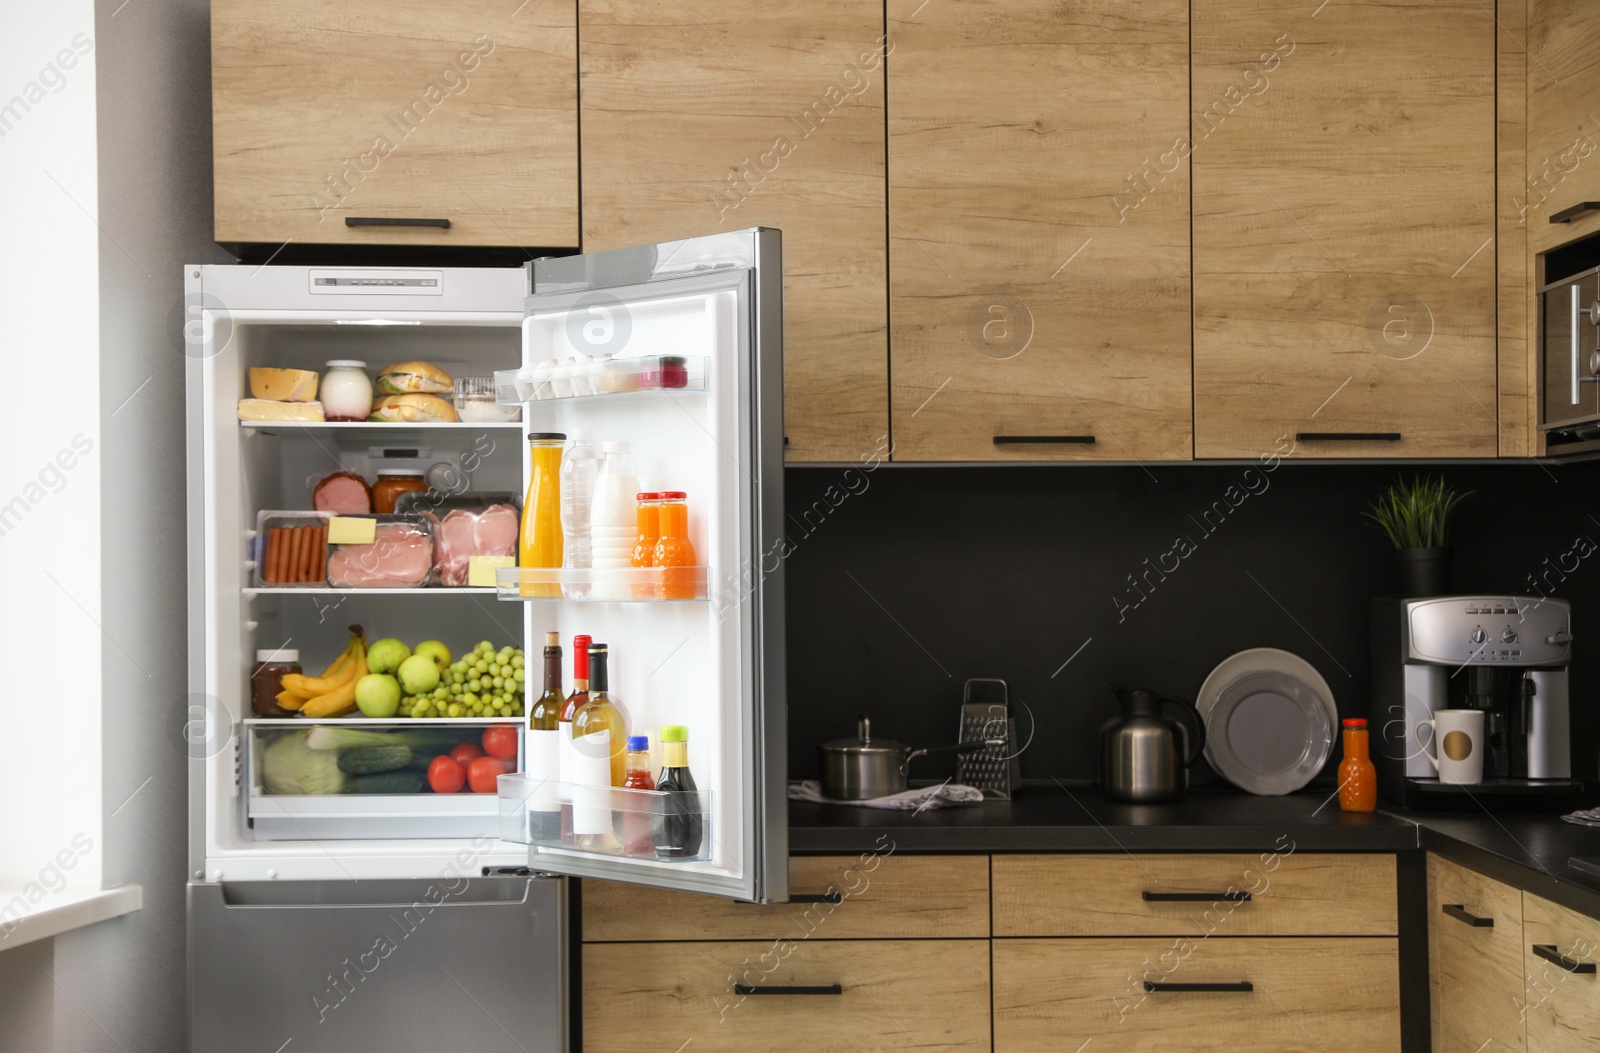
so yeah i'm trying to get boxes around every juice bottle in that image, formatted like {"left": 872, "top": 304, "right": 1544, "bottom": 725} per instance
{"left": 630, "top": 492, "right": 661, "bottom": 598}
{"left": 621, "top": 735, "right": 657, "bottom": 858}
{"left": 1338, "top": 718, "right": 1377, "bottom": 812}
{"left": 653, "top": 491, "right": 698, "bottom": 600}
{"left": 519, "top": 433, "right": 566, "bottom": 597}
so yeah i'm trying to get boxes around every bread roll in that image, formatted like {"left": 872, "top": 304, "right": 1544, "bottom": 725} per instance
{"left": 368, "top": 393, "right": 459, "bottom": 423}
{"left": 376, "top": 360, "right": 453, "bottom": 394}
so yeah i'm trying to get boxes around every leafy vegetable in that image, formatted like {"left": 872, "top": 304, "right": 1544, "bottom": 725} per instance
{"left": 261, "top": 732, "right": 347, "bottom": 795}
{"left": 304, "top": 725, "right": 467, "bottom": 752}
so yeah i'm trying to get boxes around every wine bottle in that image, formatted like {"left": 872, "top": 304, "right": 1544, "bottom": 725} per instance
{"left": 558, "top": 633, "right": 591, "bottom": 845}
{"left": 525, "top": 632, "right": 563, "bottom": 842}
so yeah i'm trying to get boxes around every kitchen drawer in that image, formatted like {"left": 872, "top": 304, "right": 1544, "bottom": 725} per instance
{"left": 993, "top": 936, "right": 1400, "bottom": 1053}
{"left": 1427, "top": 855, "right": 1525, "bottom": 1053}
{"left": 992, "top": 853, "right": 1396, "bottom": 937}
{"left": 584, "top": 938, "right": 990, "bottom": 1053}
{"left": 583, "top": 855, "right": 989, "bottom": 941}
{"left": 1522, "top": 893, "right": 1600, "bottom": 1053}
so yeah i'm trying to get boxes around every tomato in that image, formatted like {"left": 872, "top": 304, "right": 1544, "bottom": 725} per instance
{"left": 426, "top": 755, "right": 466, "bottom": 794}
{"left": 467, "top": 756, "right": 512, "bottom": 794}
{"left": 482, "top": 725, "right": 519, "bottom": 762}
{"left": 450, "top": 743, "right": 485, "bottom": 769}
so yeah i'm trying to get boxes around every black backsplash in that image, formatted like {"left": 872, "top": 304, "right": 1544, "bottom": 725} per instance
{"left": 783, "top": 460, "right": 1600, "bottom": 787}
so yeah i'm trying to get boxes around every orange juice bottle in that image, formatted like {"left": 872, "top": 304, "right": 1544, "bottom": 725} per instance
{"left": 630, "top": 492, "right": 661, "bottom": 599}
{"left": 653, "top": 491, "right": 698, "bottom": 600}
{"left": 1338, "top": 718, "right": 1377, "bottom": 812}
{"left": 519, "top": 433, "right": 565, "bottom": 597}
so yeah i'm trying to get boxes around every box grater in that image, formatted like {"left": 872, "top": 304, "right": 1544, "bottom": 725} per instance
{"left": 956, "top": 678, "right": 1020, "bottom": 799}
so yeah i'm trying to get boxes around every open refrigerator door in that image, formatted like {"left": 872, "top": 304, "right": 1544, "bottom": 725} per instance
{"left": 493, "top": 229, "right": 789, "bottom": 903}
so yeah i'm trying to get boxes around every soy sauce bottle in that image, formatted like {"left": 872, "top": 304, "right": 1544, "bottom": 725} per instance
{"left": 654, "top": 725, "right": 703, "bottom": 861}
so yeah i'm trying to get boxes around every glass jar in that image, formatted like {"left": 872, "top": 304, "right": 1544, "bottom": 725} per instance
{"left": 653, "top": 491, "right": 698, "bottom": 600}
{"left": 320, "top": 360, "right": 373, "bottom": 422}
{"left": 371, "top": 469, "right": 427, "bottom": 514}
{"left": 251, "top": 648, "right": 301, "bottom": 716}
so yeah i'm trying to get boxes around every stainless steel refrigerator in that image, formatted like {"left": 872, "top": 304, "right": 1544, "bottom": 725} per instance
{"left": 185, "top": 229, "right": 787, "bottom": 1051}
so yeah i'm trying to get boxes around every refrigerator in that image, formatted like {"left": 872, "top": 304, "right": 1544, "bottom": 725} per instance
{"left": 184, "top": 228, "right": 787, "bottom": 1052}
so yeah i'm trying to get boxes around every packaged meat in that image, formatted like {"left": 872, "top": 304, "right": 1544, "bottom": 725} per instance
{"left": 393, "top": 492, "right": 521, "bottom": 587}
{"left": 311, "top": 471, "right": 373, "bottom": 515}
{"left": 327, "top": 516, "right": 434, "bottom": 589}
{"left": 253, "top": 511, "right": 333, "bottom": 587}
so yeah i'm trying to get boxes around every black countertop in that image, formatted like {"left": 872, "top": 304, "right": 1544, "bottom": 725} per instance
{"left": 789, "top": 783, "right": 1600, "bottom": 918}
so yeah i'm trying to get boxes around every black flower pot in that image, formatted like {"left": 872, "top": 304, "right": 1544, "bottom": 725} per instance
{"left": 1398, "top": 546, "right": 1451, "bottom": 597}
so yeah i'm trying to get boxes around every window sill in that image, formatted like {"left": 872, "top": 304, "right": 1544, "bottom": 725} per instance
{"left": 0, "top": 885, "right": 142, "bottom": 952}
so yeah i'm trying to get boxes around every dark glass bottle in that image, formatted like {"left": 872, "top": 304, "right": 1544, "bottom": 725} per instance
{"left": 525, "top": 632, "right": 563, "bottom": 842}
{"left": 654, "top": 725, "right": 703, "bottom": 861}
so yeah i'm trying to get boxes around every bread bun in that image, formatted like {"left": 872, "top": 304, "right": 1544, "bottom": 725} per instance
{"left": 249, "top": 367, "right": 320, "bottom": 402}
{"left": 368, "top": 393, "right": 459, "bottom": 423}
{"left": 376, "top": 360, "right": 453, "bottom": 394}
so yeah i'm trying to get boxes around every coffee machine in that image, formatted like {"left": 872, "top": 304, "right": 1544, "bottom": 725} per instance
{"left": 1371, "top": 596, "right": 1582, "bottom": 809}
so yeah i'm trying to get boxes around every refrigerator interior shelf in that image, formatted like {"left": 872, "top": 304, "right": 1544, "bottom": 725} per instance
{"left": 493, "top": 354, "right": 707, "bottom": 404}
{"left": 243, "top": 717, "right": 522, "bottom": 727}
{"left": 243, "top": 586, "right": 497, "bottom": 597}
{"left": 494, "top": 564, "right": 709, "bottom": 602}
{"left": 242, "top": 420, "right": 526, "bottom": 435}
{"left": 498, "top": 774, "right": 711, "bottom": 863}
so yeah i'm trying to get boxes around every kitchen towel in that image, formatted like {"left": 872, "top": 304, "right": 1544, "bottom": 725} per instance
{"left": 1561, "top": 806, "right": 1600, "bottom": 827}
{"left": 788, "top": 779, "right": 984, "bottom": 811}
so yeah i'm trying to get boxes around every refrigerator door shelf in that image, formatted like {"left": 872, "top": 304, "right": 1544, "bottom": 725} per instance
{"left": 498, "top": 774, "right": 712, "bottom": 863}
{"left": 494, "top": 564, "right": 709, "bottom": 602}
{"left": 494, "top": 353, "right": 707, "bottom": 403}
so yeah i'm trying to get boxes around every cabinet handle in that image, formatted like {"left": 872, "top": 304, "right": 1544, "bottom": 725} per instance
{"left": 1531, "top": 944, "right": 1597, "bottom": 974}
{"left": 1573, "top": 284, "right": 1582, "bottom": 406}
{"left": 1551, "top": 201, "right": 1600, "bottom": 224}
{"left": 1144, "top": 981, "right": 1254, "bottom": 993}
{"left": 1295, "top": 432, "right": 1401, "bottom": 442}
{"left": 1442, "top": 904, "right": 1494, "bottom": 928}
{"left": 344, "top": 217, "right": 452, "bottom": 229}
{"left": 733, "top": 983, "right": 844, "bottom": 995}
{"left": 1143, "top": 890, "right": 1251, "bottom": 903}
{"left": 790, "top": 891, "right": 843, "bottom": 904}
{"left": 993, "top": 435, "right": 1095, "bottom": 445}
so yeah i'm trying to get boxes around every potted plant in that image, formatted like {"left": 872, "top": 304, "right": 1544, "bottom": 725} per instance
{"left": 1363, "top": 475, "right": 1472, "bottom": 597}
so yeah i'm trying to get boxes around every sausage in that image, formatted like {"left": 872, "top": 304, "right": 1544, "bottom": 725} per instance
{"left": 263, "top": 527, "right": 283, "bottom": 583}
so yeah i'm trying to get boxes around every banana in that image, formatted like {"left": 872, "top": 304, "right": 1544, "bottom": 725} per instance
{"left": 316, "top": 648, "right": 353, "bottom": 680}
{"left": 282, "top": 630, "right": 362, "bottom": 696}
{"left": 276, "top": 688, "right": 307, "bottom": 712}
{"left": 300, "top": 641, "right": 368, "bottom": 718}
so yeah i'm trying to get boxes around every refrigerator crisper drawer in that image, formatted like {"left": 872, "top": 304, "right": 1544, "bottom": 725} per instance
{"left": 246, "top": 720, "right": 521, "bottom": 840}
{"left": 189, "top": 878, "right": 566, "bottom": 1053}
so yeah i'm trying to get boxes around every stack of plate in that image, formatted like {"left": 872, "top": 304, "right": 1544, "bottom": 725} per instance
{"left": 1196, "top": 648, "right": 1336, "bottom": 796}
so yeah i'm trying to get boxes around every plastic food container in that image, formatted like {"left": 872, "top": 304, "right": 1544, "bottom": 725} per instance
{"left": 253, "top": 511, "right": 334, "bottom": 587}
{"left": 326, "top": 515, "right": 435, "bottom": 589}
{"left": 394, "top": 491, "right": 522, "bottom": 586}
{"left": 453, "top": 377, "right": 520, "bottom": 422}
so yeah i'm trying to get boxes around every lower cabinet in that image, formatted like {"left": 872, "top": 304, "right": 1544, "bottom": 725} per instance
{"left": 1522, "top": 893, "right": 1600, "bottom": 1053}
{"left": 1426, "top": 855, "right": 1526, "bottom": 1053}
{"left": 993, "top": 937, "right": 1400, "bottom": 1053}
{"left": 583, "top": 938, "right": 991, "bottom": 1053}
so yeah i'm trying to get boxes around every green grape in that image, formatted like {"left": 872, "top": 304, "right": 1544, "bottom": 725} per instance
{"left": 511, "top": 654, "right": 524, "bottom": 669}
{"left": 491, "top": 676, "right": 503, "bottom": 688}
{"left": 513, "top": 669, "right": 525, "bottom": 683}
{"left": 444, "top": 703, "right": 459, "bottom": 717}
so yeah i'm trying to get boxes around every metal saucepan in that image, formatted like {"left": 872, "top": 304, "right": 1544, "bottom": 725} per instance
{"left": 818, "top": 716, "right": 1002, "bottom": 800}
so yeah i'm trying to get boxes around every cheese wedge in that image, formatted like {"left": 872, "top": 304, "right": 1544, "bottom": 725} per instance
{"left": 238, "top": 399, "right": 326, "bottom": 422}
{"left": 249, "top": 367, "right": 320, "bottom": 402}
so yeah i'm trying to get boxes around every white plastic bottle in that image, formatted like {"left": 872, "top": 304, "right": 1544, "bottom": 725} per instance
{"left": 589, "top": 441, "right": 641, "bottom": 600}
{"left": 559, "top": 430, "right": 601, "bottom": 600}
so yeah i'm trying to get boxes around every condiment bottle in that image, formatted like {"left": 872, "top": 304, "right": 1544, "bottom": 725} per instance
{"left": 621, "top": 735, "right": 657, "bottom": 858}
{"left": 653, "top": 492, "right": 698, "bottom": 600}
{"left": 319, "top": 360, "right": 373, "bottom": 422}
{"left": 251, "top": 648, "right": 301, "bottom": 716}
{"left": 655, "top": 725, "right": 703, "bottom": 861}
{"left": 371, "top": 469, "right": 427, "bottom": 514}
{"left": 1338, "top": 718, "right": 1377, "bottom": 812}
{"left": 519, "top": 433, "right": 566, "bottom": 598}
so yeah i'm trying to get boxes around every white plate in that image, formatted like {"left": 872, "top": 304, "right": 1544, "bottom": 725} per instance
{"left": 1196, "top": 648, "right": 1337, "bottom": 796}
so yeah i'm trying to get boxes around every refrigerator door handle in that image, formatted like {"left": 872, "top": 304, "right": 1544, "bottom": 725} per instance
{"left": 215, "top": 876, "right": 549, "bottom": 909}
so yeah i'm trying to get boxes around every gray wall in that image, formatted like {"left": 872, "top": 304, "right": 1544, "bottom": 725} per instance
{"left": 6, "top": 1, "right": 230, "bottom": 1051}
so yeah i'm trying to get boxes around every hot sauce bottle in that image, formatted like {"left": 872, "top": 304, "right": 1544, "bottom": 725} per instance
{"left": 1338, "top": 718, "right": 1377, "bottom": 813}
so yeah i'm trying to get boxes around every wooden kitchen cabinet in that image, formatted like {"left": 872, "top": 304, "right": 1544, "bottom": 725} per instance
{"left": 886, "top": 0, "right": 1193, "bottom": 462}
{"left": 1426, "top": 855, "right": 1527, "bottom": 1053}
{"left": 211, "top": 0, "right": 579, "bottom": 249}
{"left": 1191, "top": 0, "right": 1499, "bottom": 458}
{"left": 994, "top": 936, "right": 1400, "bottom": 1053}
{"left": 578, "top": 0, "right": 889, "bottom": 462}
{"left": 1522, "top": 893, "right": 1600, "bottom": 1053}
{"left": 1526, "top": 1, "right": 1600, "bottom": 256}
{"left": 584, "top": 938, "right": 990, "bottom": 1053}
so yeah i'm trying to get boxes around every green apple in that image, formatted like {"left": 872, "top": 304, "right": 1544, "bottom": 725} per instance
{"left": 366, "top": 637, "right": 411, "bottom": 676}
{"left": 414, "top": 639, "right": 451, "bottom": 671}
{"left": 354, "top": 673, "right": 402, "bottom": 718}
{"left": 397, "top": 653, "right": 442, "bottom": 695}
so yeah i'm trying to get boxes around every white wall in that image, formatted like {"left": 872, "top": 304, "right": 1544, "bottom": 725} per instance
{"left": 0, "top": 3, "right": 103, "bottom": 898}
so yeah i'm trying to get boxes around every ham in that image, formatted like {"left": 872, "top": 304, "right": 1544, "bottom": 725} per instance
{"left": 328, "top": 521, "right": 432, "bottom": 588}
{"left": 433, "top": 503, "right": 520, "bottom": 586}
{"left": 312, "top": 471, "right": 372, "bottom": 515}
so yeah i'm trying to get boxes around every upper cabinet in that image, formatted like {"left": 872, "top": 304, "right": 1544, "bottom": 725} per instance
{"left": 212, "top": 0, "right": 579, "bottom": 249}
{"left": 1526, "top": 0, "right": 1600, "bottom": 256}
{"left": 577, "top": 0, "right": 889, "bottom": 463}
{"left": 887, "top": 0, "right": 1193, "bottom": 462}
{"left": 1192, "top": 0, "right": 1498, "bottom": 459}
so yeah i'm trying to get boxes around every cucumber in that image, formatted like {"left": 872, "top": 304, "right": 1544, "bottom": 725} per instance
{"left": 337, "top": 746, "right": 414, "bottom": 776}
{"left": 344, "top": 771, "right": 425, "bottom": 794}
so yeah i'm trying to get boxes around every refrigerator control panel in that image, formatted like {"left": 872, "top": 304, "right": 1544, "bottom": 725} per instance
{"left": 310, "top": 269, "right": 443, "bottom": 294}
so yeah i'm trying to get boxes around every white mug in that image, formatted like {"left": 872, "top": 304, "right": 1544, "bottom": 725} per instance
{"left": 1418, "top": 709, "right": 1486, "bottom": 785}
